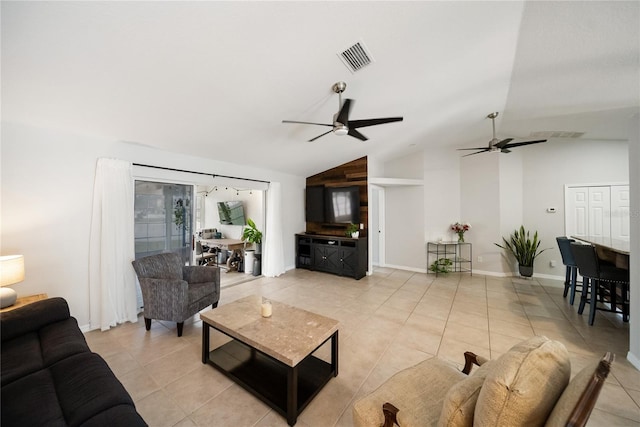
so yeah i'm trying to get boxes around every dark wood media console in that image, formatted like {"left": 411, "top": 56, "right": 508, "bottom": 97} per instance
{"left": 295, "top": 233, "right": 367, "bottom": 280}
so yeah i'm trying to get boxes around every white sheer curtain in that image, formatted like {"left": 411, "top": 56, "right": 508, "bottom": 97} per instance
{"left": 89, "top": 158, "right": 138, "bottom": 331}
{"left": 263, "top": 181, "right": 285, "bottom": 277}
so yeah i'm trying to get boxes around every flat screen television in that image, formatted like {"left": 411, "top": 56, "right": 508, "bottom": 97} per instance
{"left": 217, "top": 201, "right": 246, "bottom": 225}
{"left": 325, "top": 186, "right": 360, "bottom": 224}
{"left": 305, "top": 186, "right": 325, "bottom": 223}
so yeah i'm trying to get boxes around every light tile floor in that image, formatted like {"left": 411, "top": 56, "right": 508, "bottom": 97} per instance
{"left": 84, "top": 268, "right": 640, "bottom": 427}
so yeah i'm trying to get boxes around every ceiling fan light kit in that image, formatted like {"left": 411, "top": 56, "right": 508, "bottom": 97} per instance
{"left": 282, "top": 81, "right": 403, "bottom": 142}
{"left": 458, "top": 111, "right": 547, "bottom": 157}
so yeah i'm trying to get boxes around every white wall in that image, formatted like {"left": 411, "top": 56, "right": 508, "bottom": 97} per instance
{"left": 380, "top": 153, "right": 425, "bottom": 271}
{"left": 424, "top": 148, "right": 461, "bottom": 242}
{"left": 0, "top": 122, "right": 305, "bottom": 328}
{"left": 457, "top": 138, "right": 628, "bottom": 278}
{"left": 522, "top": 138, "right": 629, "bottom": 278}
{"left": 460, "top": 153, "right": 504, "bottom": 274}
{"left": 384, "top": 186, "right": 425, "bottom": 271}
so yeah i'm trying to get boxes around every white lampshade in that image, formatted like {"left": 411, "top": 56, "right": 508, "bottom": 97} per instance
{"left": 0, "top": 255, "right": 24, "bottom": 308}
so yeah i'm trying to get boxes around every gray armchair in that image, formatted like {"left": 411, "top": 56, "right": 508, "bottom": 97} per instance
{"left": 132, "top": 252, "right": 220, "bottom": 337}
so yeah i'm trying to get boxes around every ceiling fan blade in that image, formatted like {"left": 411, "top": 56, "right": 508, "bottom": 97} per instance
{"left": 462, "top": 149, "right": 490, "bottom": 157}
{"left": 502, "top": 139, "right": 547, "bottom": 149}
{"left": 458, "top": 147, "right": 492, "bottom": 151}
{"left": 282, "top": 120, "right": 333, "bottom": 127}
{"left": 494, "top": 138, "right": 514, "bottom": 149}
{"left": 308, "top": 129, "right": 334, "bottom": 142}
{"left": 348, "top": 128, "right": 368, "bottom": 141}
{"left": 349, "top": 117, "right": 404, "bottom": 129}
{"left": 336, "top": 99, "right": 353, "bottom": 125}
{"left": 501, "top": 148, "right": 511, "bottom": 153}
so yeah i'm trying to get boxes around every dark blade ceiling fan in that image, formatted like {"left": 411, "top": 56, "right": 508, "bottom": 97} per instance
{"left": 282, "top": 81, "right": 403, "bottom": 142}
{"left": 458, "top": 112, "right": 547, "bottom": 157}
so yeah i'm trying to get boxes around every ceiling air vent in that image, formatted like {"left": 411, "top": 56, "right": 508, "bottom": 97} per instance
{"left": 530, "top": 131, "right": 585, "bottom": 138}
{"left": 337, "top": 40, "right": 374, "bottom": 73}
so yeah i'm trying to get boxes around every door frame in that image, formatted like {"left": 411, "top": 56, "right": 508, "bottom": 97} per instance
{"left": 370, "top": 185, "right": 386, "bottom": 268}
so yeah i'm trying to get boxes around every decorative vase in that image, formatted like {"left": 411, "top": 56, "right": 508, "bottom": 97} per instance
{"left": 351, "top": 231, "right": 360, "bottom": 238}
{"left": 519, "top": 265, "right": 534, "bottom": 277}
{"left": 457, "top": 232, "right": 464, "bottom": 243}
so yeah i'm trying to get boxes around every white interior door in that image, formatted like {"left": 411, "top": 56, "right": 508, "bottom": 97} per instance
{"left": 588, "top": 186, "right": 611, "bottom": 238}
{"left": 611, "top": 185, "right": 630, "bottom": 240}
{"left": 566, "top": 187, "right": 589, "bottom": 237}
{"left": 565, "top": 185, "right": 630, "bottom": 239}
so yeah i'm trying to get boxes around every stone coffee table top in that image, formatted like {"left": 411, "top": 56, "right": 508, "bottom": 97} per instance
{"left": 200, "top": 295, "right": 339, "bottom": 367}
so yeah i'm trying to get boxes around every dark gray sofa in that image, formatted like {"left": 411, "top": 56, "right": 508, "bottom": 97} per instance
{"left": 1, "top": 297, "right": 147, "bottom": 427}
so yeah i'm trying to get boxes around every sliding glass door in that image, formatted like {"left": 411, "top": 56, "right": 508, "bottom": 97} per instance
{"left": 134, "top": 181, "right": 194, "bottom": 264}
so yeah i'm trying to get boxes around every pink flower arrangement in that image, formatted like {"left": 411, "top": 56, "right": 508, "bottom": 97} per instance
{"left": 451, "top": 222, "right": 471, "bottom": 233}
{"left": 451, "top": 222, "right": 471, "bottom": 242}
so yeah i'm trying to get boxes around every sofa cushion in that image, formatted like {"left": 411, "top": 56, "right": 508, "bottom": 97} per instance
{"left": 1, "top": 369, "right": 68, "bottom": 426}
{"left": 474, "top": 336, "right": 570, "bottom": 427}
{"left": 353, "top": 357, "right": 466, "bottom": 427}
{"left": 40, "top": 317, "right": 91, "bottom": 366}
{"left": 437, "top": 360, "right": 494, "bottom": 427}
{"left": 79, "top": 405, "right": 149, "bottom": 427}
{"left": 2, "top": 352, "right": 142, "bottom": 427}
{"left": 1, "top": 297, "right": 70, "bottom": 342}
{"left": 1, "top": 332, "right": 44, "bottom": 387}
{"left": 2, "top": 317, "right": 91, "bottom": 387}
{"left": 51, "top": 352, "right": 137, "bottom": 427}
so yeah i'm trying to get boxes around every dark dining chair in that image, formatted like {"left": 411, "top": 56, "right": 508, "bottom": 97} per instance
{"left": 556, "top": 237, "right": 580, "bottom": 305}
{"left": 196, "top": 241, "right": 217, "bottom": 266}
{"left": 570, "top": 242, "right": 630, "bottom": 325}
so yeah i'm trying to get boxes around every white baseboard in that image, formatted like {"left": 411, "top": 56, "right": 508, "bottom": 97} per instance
{"left": 368, "top": 265, "right": 565, "bottom": 281}
{"left": 472, "top": 269, "right": 512, "bottom": 277}
{"left": 627, "top": 351, "right": 640, "bottom": 371}
{"left": 382, "top": 263, "right": 427, "bottom": 274}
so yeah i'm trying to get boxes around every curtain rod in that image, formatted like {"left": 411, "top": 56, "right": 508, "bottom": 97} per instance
{"left": 132, "top": 163, "right": 270, "bottom": 184}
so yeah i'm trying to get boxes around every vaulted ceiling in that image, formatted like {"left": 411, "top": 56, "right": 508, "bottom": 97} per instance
{"left": 2, "top": 1, "right": 638, "bottom": 176}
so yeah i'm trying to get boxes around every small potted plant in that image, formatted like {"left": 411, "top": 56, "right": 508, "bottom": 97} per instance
{"left": 241, "top": 218, "right": 263, "bottom": 253}
{"left": 495, "top": 225, "right": 549, "bottom": 277}
{"left": 346, "top": 223, "right": 359, "bottom": 238}
{"left": 429, "top": 258, "right": 452, "bottom": 275}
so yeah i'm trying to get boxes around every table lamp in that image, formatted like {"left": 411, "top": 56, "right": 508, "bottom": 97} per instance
{"left": 0, "top": 255, "right": 25, "bottom": 308}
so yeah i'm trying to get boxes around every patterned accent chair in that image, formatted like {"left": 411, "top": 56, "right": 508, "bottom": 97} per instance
{"left": 132, "top": 252, "right": 220, "bottom": 337}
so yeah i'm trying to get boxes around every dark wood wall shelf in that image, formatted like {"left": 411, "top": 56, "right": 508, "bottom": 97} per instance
{"left": 305, "top": 156, "right": 368, "bottom": 238}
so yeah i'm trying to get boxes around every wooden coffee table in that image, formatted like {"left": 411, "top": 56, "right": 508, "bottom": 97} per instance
{"left": 200, "top": 295, "right": 339, "bottom": 426}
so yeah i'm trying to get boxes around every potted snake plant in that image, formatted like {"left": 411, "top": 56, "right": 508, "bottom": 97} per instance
{"left": 495, "top": 225, "right": 549, "bottom": 277}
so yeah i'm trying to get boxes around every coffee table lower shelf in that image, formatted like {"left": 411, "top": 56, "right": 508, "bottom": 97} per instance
{"left": 202, "top": 330, "right": 338, "bottom": 426}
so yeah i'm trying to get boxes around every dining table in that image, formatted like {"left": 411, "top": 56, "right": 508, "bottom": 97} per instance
{"left": 570, "top": 235, "right": 630, "bottom": 269}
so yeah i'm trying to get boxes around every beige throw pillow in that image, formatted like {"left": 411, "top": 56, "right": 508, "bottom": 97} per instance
{"left": 544, "top": 359, "right": 600, "bottom": 426}
{"left": 474, "top": 336, "right": 571, "bottom": 427}
{"left": 437, "top": 360, "right": 493, "bottom": 427}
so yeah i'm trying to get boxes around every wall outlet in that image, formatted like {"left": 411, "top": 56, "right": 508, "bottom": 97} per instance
{"left": 550, "top": 260, "right": 557, "bottom": 267}
{"left": 477, "top": 256, "right": 483, "bottom": 263}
